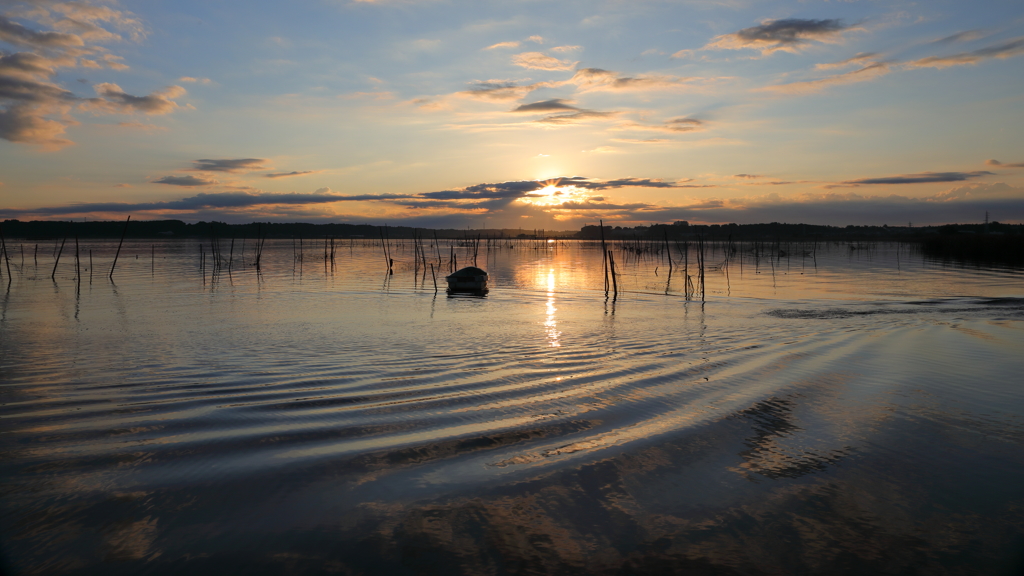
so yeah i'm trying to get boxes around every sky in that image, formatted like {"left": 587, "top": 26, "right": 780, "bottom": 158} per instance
{"left": 1, "top": 0, "right": 1023, "bottom": 229}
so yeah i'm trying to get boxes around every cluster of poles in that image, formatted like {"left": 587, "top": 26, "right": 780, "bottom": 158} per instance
{"left": 597, "top": 220, "right": 708, "bottom": 301}
{"left": 0, "top": 216, "right": 131, "bottom": 289}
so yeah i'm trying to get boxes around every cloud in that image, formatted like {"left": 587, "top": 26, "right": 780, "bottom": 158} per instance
{"left": 153, "top": 175, "right": 217, "bottom": 186}
{"left": 46, "top": 2, "right": 145, "bottom": 42}
{"left": 458, "top": 80, "right": 540, "bottom": 101}
{"left": 264, "top": 170, "right": 316, "bottom": 179}
{"left": 0, "top": 8, "right": 184, "bottom": 149}
{"left": 908, "top": 36, "right": 1024, "bottom": 68}
{"left": 191, "top": 158, "right": 268, "bottom": 172}
{"left": 484, "top": 41, "right": 519, "bottom": 50}
{"left": 512, "top": 52, "right": 576, "bottom": 71}
{"left": 734, "top": 174, "right": 762, "bottom": 179}
{"left": 0, "top": 15, "right": 84, "bottom": 49}
{"left": 535, "top": 109, "right": 616, "bottom": 125}
{"left": 0, "top": 52, "right": 74, "bottom": 80}
{"left": 762, "top": 62, "right": 892, "bottom": 94}
{"left": 4, "top": 190, "right": 421, "bottom": 217}
{"left": 830, "top": 171, "right": 992, "bottom": 188}
{"left": 178, "top": 76, "right": 212, "bottom": 84}
{"left": 816, "top": 52, "right": 878, "bottom": 70}
{"left": 986, "top": 159, "right": 1024, "bottom": 168}
{"left": 0, "top": 103, "right": 73, "bottom": 147}
{"left": 511, "top": 99, "right": 578, "bottom": 113}
{"left": 705, "top": 18, "right": 854, "bottom": 55}
{"left": 496, "top": 96, "right": 619, "bottom": 127}
{"left": 620, "top": 117, "right": 705, "bottom": 133}
{"left": 551, "top": 45, "right": 581, "bottom": 52}
{"left": 86, "top": 83, "right": 186, "bottom": 114}
{"left": 568, "top": 67, "right": 694, "bottom": 92}
{"left": 526, "top": 35, "right": 544, "bottom": 44}
{"left": 932, "top": 30, "right": 987, "bottom": 45}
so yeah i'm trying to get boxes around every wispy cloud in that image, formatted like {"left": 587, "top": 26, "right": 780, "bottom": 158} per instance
{"left": 932, "top": 30, "right": 987, "bottom": 45}
{"left": 511, "top": 52, "right": 576, "bottom": 71}
{"left": 535, "top": 109, "right": 617, "bottom": 125}
{"left": 511, "top": 99, "right": 578, "bottom": 113}
{"left": 619, "top": 117, "right": 705, "bottom": 133}
{"left": 0, "top": 15, "right": 83, "bottom": 49}
{"left": 484, "top": 41, "right": 519, "bottom": 50}
{"left": 762, "top": 62, "right": 891, "bottom": 94}
{"left": 191, "top": 158, "right": 268, "bottom": 172}
{"left": 153, "top": 175, "right": 218, "bottom": 186}
{"left": 84, "top": 83, "right": 185, "bottom": 114}
{"left": 828, "top": 170, "right": 992, "bottom": 188}
{"left": 816, "top": 52, "right": 878, "bottom": 70}
{"left": 705, "top": 18, "right": 856, "bottom": 55}
{"left": 986, "top": 159, "right": 1024, "bottom": 168}
{"left": 458, "top": 80, "right": 540, "bottom": 101}
{"left": 908, "top": 36, "right": 1024, "bottom": 68}
{"left": 568, "top": 67, "right": 695, "bottom": 92}
{"left": 264, "top": 170, "right": 317, "bottom": 179}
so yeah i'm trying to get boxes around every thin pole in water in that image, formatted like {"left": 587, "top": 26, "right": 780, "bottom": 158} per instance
{"left": 607, "top": 249, "right": 619, "bottom": 297}
{"left": 0, "top": 223, "right": 11, "bottom": 280}
{"left": 51, "top": 236, "right": 67, "bottom": 281}
{"left": 430, "top": 263, "right": 438, "bottom": 293}
{"left": 109, "top": 215, "right": 130, "bottom": 280}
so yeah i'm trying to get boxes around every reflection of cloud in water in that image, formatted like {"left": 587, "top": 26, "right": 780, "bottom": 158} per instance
{"left": 731, "top": 396, "right": 855, "bottom": 481}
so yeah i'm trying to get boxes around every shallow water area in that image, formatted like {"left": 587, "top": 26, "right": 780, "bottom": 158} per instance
{"left": 2, "top": 239, "right": 1024, "bottom": 575}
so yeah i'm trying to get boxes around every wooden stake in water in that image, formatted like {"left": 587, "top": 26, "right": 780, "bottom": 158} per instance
{"left": 75, "top": 235, "right": 81, "bottom": 284}
{"left": 607, "top": 250, "right": 619, "bottom": 296}
{"left": 51, "top": 236, "right": 67, "bottom": 281}
{"left": 430, "top": 263, "right": 438, "bottom": 293}
{"left": 0, "top": 223, "right": 11, "bottom": 280}
{"left": 109, "top": 215, "right": 130, "bottom": 280}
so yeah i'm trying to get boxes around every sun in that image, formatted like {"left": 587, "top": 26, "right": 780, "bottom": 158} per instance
{"left": 518, "top": 183, "right": 591, "bottom": 207}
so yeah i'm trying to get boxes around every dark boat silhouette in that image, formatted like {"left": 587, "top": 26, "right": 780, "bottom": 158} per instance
{"left": 446, "top": 266, "right": 488, "bottom": 294}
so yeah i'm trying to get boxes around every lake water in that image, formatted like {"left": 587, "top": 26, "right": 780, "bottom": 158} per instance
{"left": 2, "top": 238, "right": 1023, "bottom": 575}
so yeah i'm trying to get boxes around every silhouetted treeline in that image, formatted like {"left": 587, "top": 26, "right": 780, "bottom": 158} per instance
{"left": 921, "top": 224, "right": 1024, "bottom": 266}
{"left": 577, "top": 221, "right": 1024, "bottom": 241}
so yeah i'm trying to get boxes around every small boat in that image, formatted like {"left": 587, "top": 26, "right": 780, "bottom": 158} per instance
{"left": 446, "top": 266, "right": 488, "bottom": 294}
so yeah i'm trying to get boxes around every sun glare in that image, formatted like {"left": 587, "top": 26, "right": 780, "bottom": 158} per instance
{"left": 518, "top": 184, "right": 590, "bottom": 207}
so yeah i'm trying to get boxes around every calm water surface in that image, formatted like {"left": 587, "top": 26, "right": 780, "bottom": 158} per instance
{"left": 2, "top": 239, "right": 1023, "bottom": 575}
